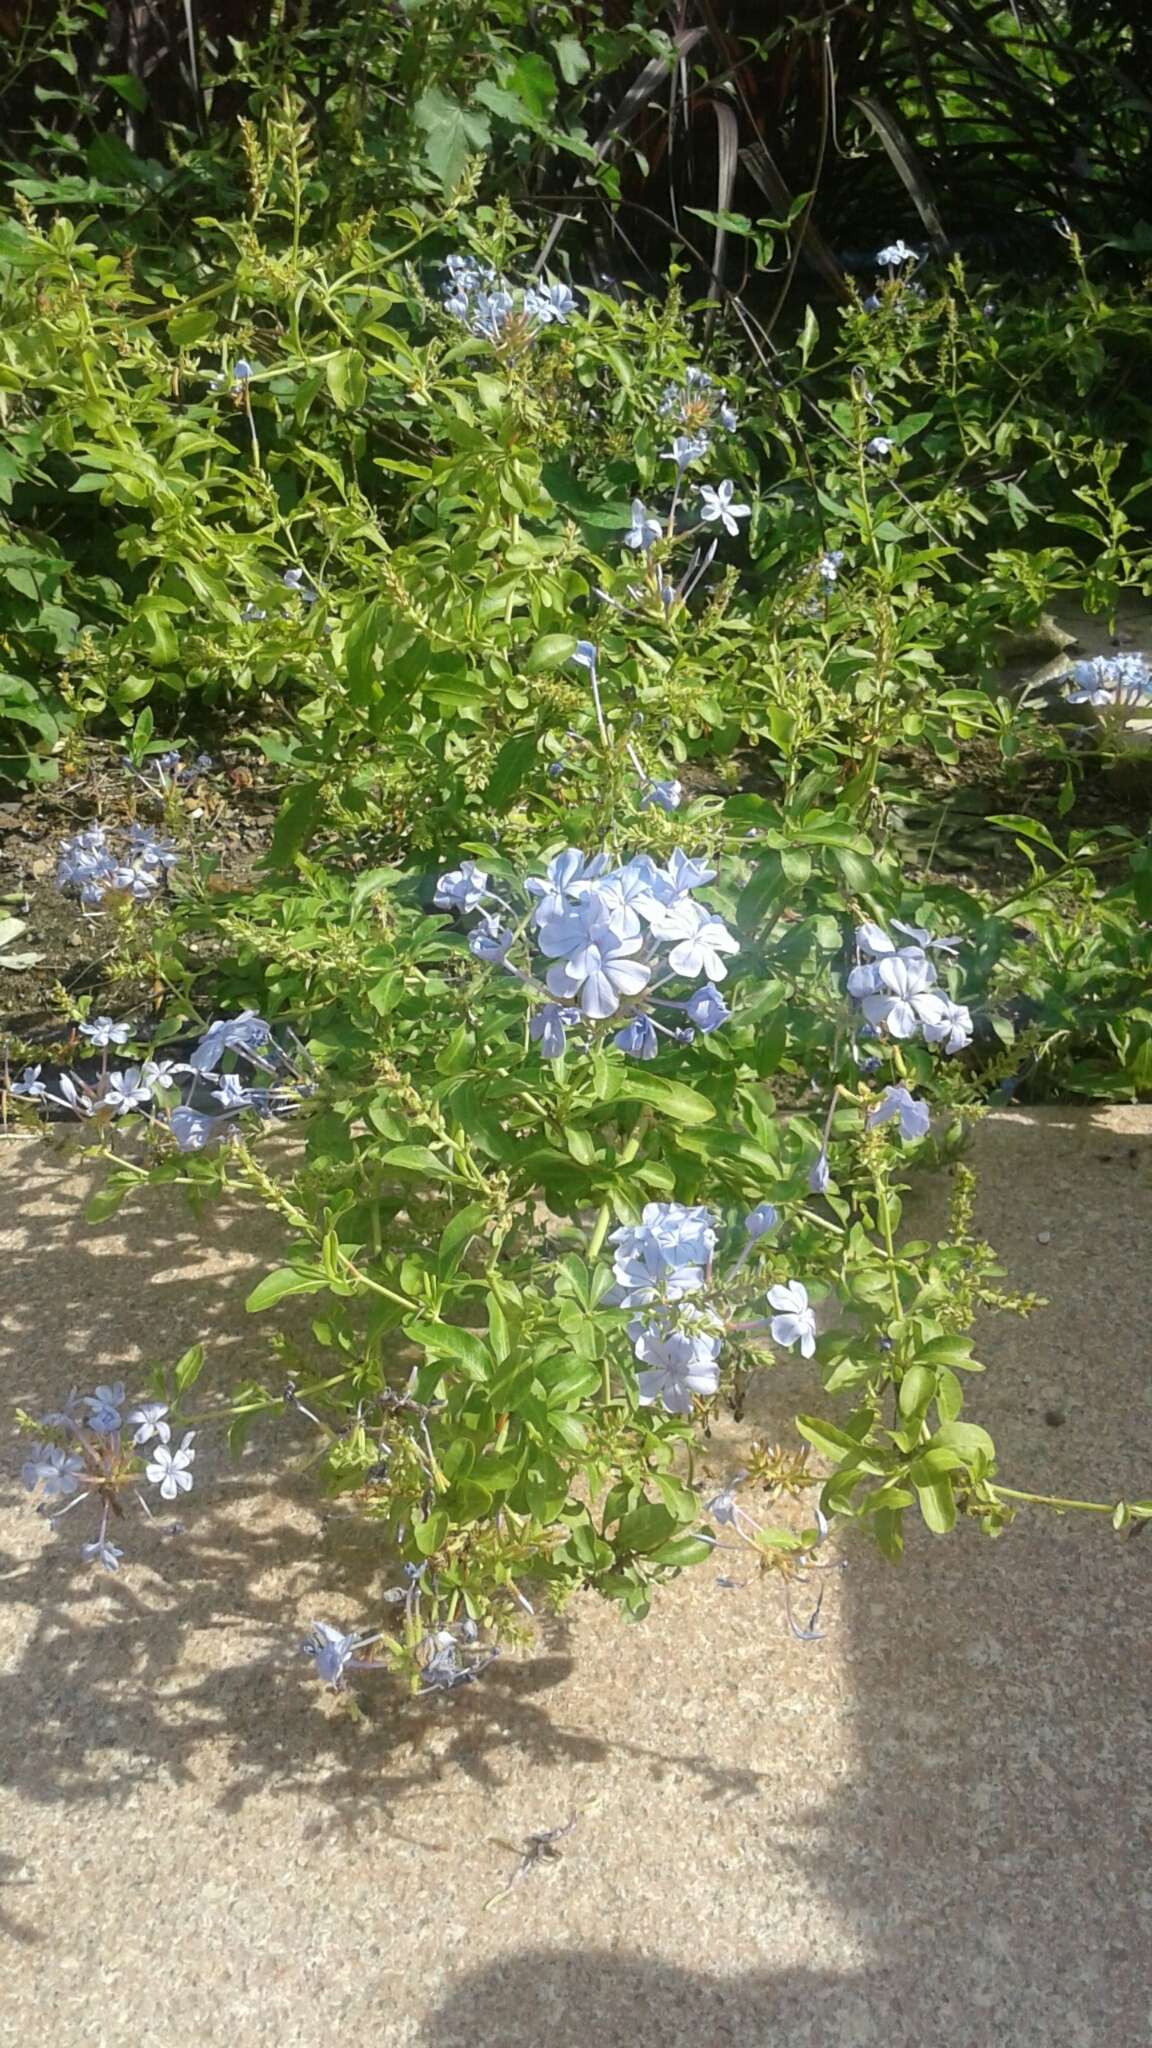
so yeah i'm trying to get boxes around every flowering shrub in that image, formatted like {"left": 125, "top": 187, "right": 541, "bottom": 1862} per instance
{"left": 5, "top": 113, "right": 1152, "bottom": 1699}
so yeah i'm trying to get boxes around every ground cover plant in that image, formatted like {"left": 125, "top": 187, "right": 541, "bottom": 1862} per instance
{"left": 3, "top": 11, "right": 1151, "bottom": 1702}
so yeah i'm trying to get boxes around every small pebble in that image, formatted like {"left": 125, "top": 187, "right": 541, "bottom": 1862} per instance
{"left": 1037, "top": 1230, "right": 1051, "bottom": 1244}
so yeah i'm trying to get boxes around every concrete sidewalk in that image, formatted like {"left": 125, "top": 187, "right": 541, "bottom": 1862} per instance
{"left": 1, "top": 1109, "right": 1149, "bottom": 2048}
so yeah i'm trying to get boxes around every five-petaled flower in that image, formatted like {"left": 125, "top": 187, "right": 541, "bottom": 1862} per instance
{"left": 22, "top": 1445, "right": 84, "bottom": 1500}
{"left": 625, "top": 499, "right": 662, "bottom": 551}
{"left": 768, "top": 1281, "right": 817, "bottom": 1358}
{"left": 632, "top": 1324, "right": 721, "bottom": 1414}
{"left": 84, "top": 1382, "right": 126, "bottom": 1432}
{"left": 868, "top": 1085, "right": 931, "bottom": 1141}
{"left": 698, "top": 480, "right": 751, "bottom": 536}
{"left": 146, "top": 1433, "right": 197, "bottom": 1499}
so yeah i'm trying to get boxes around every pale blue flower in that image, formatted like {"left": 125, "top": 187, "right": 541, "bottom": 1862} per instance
{"left": 433, "top": 862, "right": 490, "bottom": 915}
{"left": 145, "top": 1432, "right": 196, "bottom": 1499}
{"left": 640, "top": 778, "right": 683, "bottom": 812}
{"left": 524, "top": 281, "right": 577, "bottom": 324}
{"left": 571, "top": 640, "right": 597, "bottom": 672}
{"left": 232, "top": 358, "right": 253, "bottom": 383}
{"left": 808, "top": 1152, "right": 831, "bottom": 1195}
{"left": 140, "top": 1058, "right": 186, "bottom": 1094}
{"left": 613, "top": 1015, "right": 659, "bottom": 1059}
{"left": 80, "top": 1016, "right": 132, "bottom": 1048}
{"left": 610, "top": 1203, "right": 716, "bottom": 1303}
{"left": 744, "top": 1202, "right": 779, "bottom": 1239}
{"left": 126, "top": 1401, "right": 170, "bottom": 1447}
{"left": 126, "top": 825, "right": 179, "bottom": 871}
{"left": 468, "top": 916, "right": 515, "bottom": 966}
{"left": 189, "top": 1009, "right": 270, "bottom": 1073}
{"left": 860, "top": 954, "right": 937, "bottom": 1038}
{"left": 528, "top": 1003, "right": 578, "bottom": 1059}
{"left": 768, "top": 1280, "right": 817, "bottom": 1358}
{"left": 649, "top": 899, "right": 739, "bottom": 982}
{"left": 11, "top": 1066, "right": 46, "bottom": 1098}
{"left": 282, "top": 567, "right": 317, "bottom": 604}
{"left": 81, "top": 1537, "right": 124, "bottom": 1572}
{"left": 169, "top": 1106, "right": 228, "bottom": 1151}
{"left": 685, "top": 983, "right": 730, "bottom": 1033}
{"left": 914, "top": 993, "right": 973, "bottom": 1053}
{"left": 698, "top": 480, "right": 751, "bottom": 536}
{"left": 866, "top": 435, "right": 894, "bottom": 458}
{"left": 544, "top": 929, "right": 651, "bottom": 1019}
{"left": 632, "top": 1324, "right": 721, "bottom": 1414}
{"left": 101, "top": 1067, "right": 153, "bottom": 1115}
{"left": 211, "top": 1072, "right": 252, "bottom": 1109}
{"left": 665, "top": 850, "right": 717, "bottom": 894}
{"left": 625, "top": 499, "right": 662, "bottom": 550}
{"left": 819, "top": 550, "right": 845, "bottom": 585}
{"left": 868, "top": 1085, "right": 931, "bottom": 1140}
{"left": 301, "top": 1620, "right": 383, "bottom": 1687}
{"left": 1067, "top": 654, "right": 1152, "bottom": 707}
{"left": 84, "top": 1382, "right": 126, "bottom": 1432}
{"left": 526, "top": 848, "right": 608, "bottom": 926}
{"left": 22, "top": 1444, "right": 84, "bottom": 1499}
{"left": 663, "top": 432, "right": 711, "bottom": 470}
{"left": 876, "top": 239, "right": 915, "bottom": 266}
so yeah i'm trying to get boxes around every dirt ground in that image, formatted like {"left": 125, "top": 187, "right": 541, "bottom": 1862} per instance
{"left": 1, "top": 1107, "right": 1150, "bottom": 2048}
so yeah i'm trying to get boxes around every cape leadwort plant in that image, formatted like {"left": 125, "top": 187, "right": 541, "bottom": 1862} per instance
{"left": 8, "top": 1008, "right": 312, "bottom": 1149}
{"left": 434, "top": 846, "right": 736, "bottom": 1059}
{"left": 19, "top": 1378, "right": 196, "bottom": 1574}
{"left": 56, "top": 823, "right": 179, "bottom": 908}
{"left": 439, "top": 254, "right": 577, "bottom": 343}
{"left": 1065, "top": 652, "right": 1152, "bottom": 724}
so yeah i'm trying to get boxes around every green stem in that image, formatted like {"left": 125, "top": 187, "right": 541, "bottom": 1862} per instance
{"left": 990, "top": 1484, "right": 1149, "bottom": 1518}
{"left": 588, "top": 1201, "right": 613, "bottom": 1260}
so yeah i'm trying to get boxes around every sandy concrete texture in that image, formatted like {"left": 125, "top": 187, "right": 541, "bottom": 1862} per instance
{"left": 1, "top": 1109, "right": 1150, "bottom": 2048}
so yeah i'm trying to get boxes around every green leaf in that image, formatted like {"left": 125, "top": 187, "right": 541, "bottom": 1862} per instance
{"left": 326, "top": 350, "right": 367, "bottom": 411}
{"left": 412, "top": 1508, "right": 449, "bottom": 1555}
{"left": 245, "top": 1267, "right": 327, "bottom": 1312}
{"left": 523, "top": 633, "right": 577, "bottom": 674}
{"left": 404, "top": 1319, "right": 491, "bottom": 1382}
{"left": 915, "top": 1474, "right": 956, "bottom": 1534}
{"left": 617, "top": 1075, "right": 716, "bottom": 1125}
{"left": 649, "top": 1534, "right": 716, "bottom": 1568}
{"left": 987, "top": 814, "right": 1063, "bottom": 858}
{"left": 486, "top": 731, "right": 538, "bottom": 807}
{"left": 103, "top": 70, "right": 148, "bottom": 112}
{"left": 381, "top": 1144, "right": 462, "bottom": 1181}
{"left": 616, "top": 1502, "right": 678, "bottom": 1554}
{"left": 437, "top": 1201, "right": 489, "bottom": 1274}
{"left": 898, "top": 1364, "right": 936, "bottom": 1418}
{"left": 508, "top": 53, "right": 556, "bottom": 120}
{"left": 413, "top": 87, "right": 491, "bottom": 188}
{"left": 173, "top": 1344, "right": 205, "bottom": 1394}
{"left": 553, "top": 34, "right": 590, "bottom": 84}
{"left": 267, "top": 782, "right": 321, "bottom": 868}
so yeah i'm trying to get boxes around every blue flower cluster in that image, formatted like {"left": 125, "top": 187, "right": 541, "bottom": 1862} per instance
{"left": 123, "top": 748, "right": 212, "bottom": 794}
{"left": 440, "top": 256, "right": 577, "bottom": 341}
{"left": 602, "top": 1201, "right": 817, "bottom": 1414}
{"left": 21, "top": 1383, "right": 193, "bottom": 1574}
{"left": 10, "top": 1008, "right": 312, "bottom": 1149}
{"left": 435, "top": 847, "right": 738, "bottom": 1060}
{"left": 56, "top": 822, "right": 178, "bottom": 908}
{"left": 847, "top": 919, "right": 972, "bottom": 1052}
{"left": 1066, "top": 652, "right": 1152, "bottom": 710}
{"left": 658, "top": 366, "right": 738, "bottom": 443}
